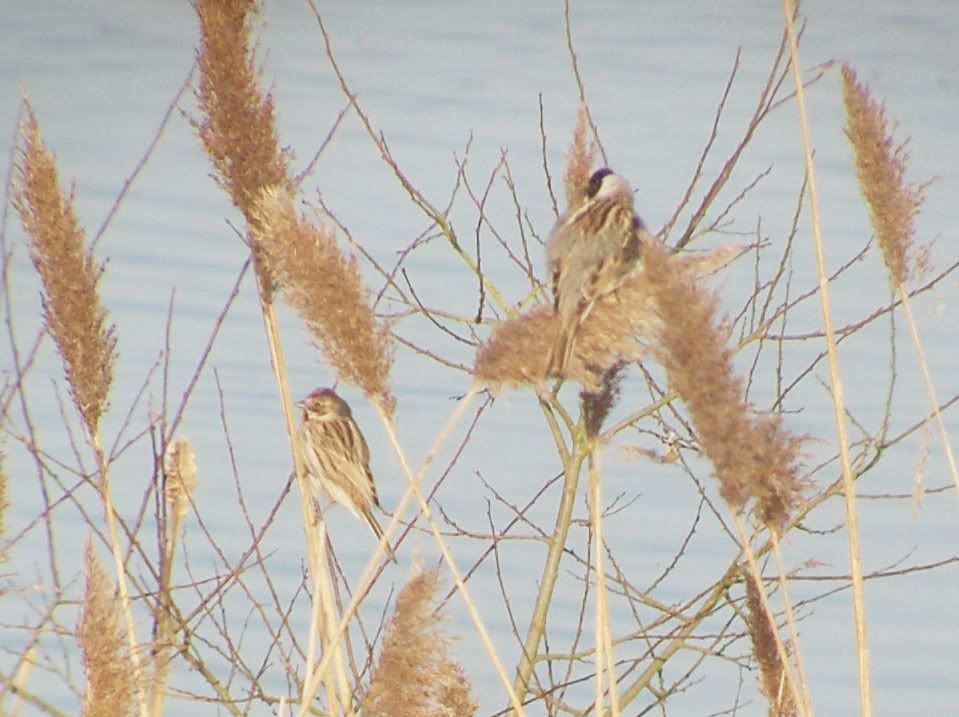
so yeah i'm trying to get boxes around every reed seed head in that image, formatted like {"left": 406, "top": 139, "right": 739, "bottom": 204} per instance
{"left": 564, "top": 105, "right": 597, "bottom": 212}
{"left": 252, "top": 187, "right": 395, "bottom": 409}
{"left": 745, "top": 574, "right": 796, "bottom": 717}
{"left": 13, "top": 108, "right": 117, "bottom": 438}
{"left": 841, "top": 64, "right": 927, "bottom": 285}
{"left": 643, "top": 240, "right": 806, "bottom": 532}
{"left": 164, "top": 438, "right": 198, "bottom": 524}
{"left": 193, "top": 0, "right": 293, "bottom": 297}
{"left": 363, "top": 567, "right": 477, "bottom": 717}
{"left": 78, "top": 543, "right": 136, "bottom": 717}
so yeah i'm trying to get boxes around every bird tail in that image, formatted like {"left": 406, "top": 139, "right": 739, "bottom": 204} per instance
{"left": 364, "top": 508, "right": 398, "bottom": 564}
{"left": 547, "top": 322, "right": 578, "bottom": 378}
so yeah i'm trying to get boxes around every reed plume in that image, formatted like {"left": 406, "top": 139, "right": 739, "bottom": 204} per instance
{"left": 746, "top": 574, "right": 796, "bottom": 717}
{"left": 842, "top": 63, "right": 959, "bottom": 497}
{"left": 78, "top": 544, "right": 136, "bottom": 717}
{"left": 151, "top": 439, "right": 198, "bottom": 715}
{"left": 363, "top": 567, "right": 478, "bottom": 717}
{"left": 193, "top": 0, "right": 293, "bottom": 298}
{"left": 474, "top": 237, "right": 744, "bottom": 391}
{"left": 841, "top": 65, "right": 926, "bottom": 285}
{"left": 13, "top": 108, "right": 117, "bottom": 438}
{"left": 251, "top": 187, "right": 395, "bottom": 409}
{"left": 643, "top": 240, "right": 805, "bottom": 532}
{"left": 164, "top": 438, "right": 198, "bottom": 529}
{"left": 564, "top": 105, "right": 596, "bottom": 212}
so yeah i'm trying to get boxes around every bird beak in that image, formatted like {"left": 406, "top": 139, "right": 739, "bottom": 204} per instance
{"left": 295, "top": 399, "right": 305, "bottom": 409}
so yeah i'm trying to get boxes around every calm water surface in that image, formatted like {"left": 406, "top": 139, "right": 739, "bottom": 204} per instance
{"left": 3, "top": 1, "right": 958, "bottom": 715}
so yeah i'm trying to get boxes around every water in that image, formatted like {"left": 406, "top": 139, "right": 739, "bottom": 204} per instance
{"left": 3, "top": 1, "right": 958, "bottom": 714}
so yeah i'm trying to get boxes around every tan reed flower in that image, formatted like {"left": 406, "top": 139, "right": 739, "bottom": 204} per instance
{"left": 193, "top": 0, "right": 293, "bottom": 297}
{"left": 745, "top": 574, "right": 796, "bottom": 717}
{"left": 564, "top": 105, "right": 596, "bottom": 211}
{"left": 78, "top": 543, "right": 136, "bottom": 717}
{"left": 841, "top": 64, "right": 926, "bottom": 285}
{"left": 363, "top": 567, "right": 477, "bottom": 717}
{"left": 13, "top": 108, "right": 117, "bottom": 438}
{"left": 643, "top": 240, "right": 806, "bottom": 532}
{"left": 251, "top": 187, "right": 394, "bottom": 408}
{"left": 164, "top": 438, "right": 198, "bottom": 524}
{"left": 474, "top": 235, "right": 745, "bottom": 392}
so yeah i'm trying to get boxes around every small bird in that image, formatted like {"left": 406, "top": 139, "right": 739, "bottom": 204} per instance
{"left": 297, "top": 387, "right": 396, "bottom": 563}
{"left": 546, "top": 167, "right": 645, "bottom": 376}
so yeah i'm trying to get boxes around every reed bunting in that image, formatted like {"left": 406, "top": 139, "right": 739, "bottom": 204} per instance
{"left": 297, "top": 387, "right": 396, "bottom": 562}
{"left": 546, "top": 167, "right": 644, "bottom": 376}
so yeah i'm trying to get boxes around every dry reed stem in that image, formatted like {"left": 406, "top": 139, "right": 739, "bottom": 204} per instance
{"left": 783, "top": 5, "right": 871, "bottom": 714}
{"left": 7, "top": 644, "right": 38, "bottom": 717}
{"left": 13, "top": 108, "right": 116, "bottom": 438}
{"left": 841, "top": 65, "right": 959, "bottom": 497}
{"left": 192, "top": 0, "right": 350, "bottom": 708}
{"left": 300, "top": 388, "right": 483, "bottom": 710}
{"left": 588, "top": 452, "right": 620, "bottom": 716}
{"left": 78, "top": 544, "right": 136, "bottom": 717}
{"left": 252, "top": 188, "right": 395, "bottom": 408}
{"left": 260, "top": 302, "right": 350, "bottom": 717}
{"left": 298, "top": 525, "right": 331, "bottom": 717}
{"left": 643, "top": 240, "right": 806, "bottom": 532}
{"left": 363, "top": 567, "right": 478, "bottom": 717}
{"left": 151, "top": 439, "right": 199, "bottom": 717}
{"left": 771, "top": 537, "right": 811, "bottom": 716}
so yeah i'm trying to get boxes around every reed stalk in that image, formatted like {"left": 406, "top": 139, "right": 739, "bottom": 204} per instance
{"left": 783, "top": 4, "right": 871, "bottom": 714}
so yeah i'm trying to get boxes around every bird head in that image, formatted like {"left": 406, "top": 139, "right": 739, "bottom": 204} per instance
{"left": 586, "top": 167, "right": 634, "bottom": 205}
{"left": 297, "top": 387, "right": 351, "bottom": 421}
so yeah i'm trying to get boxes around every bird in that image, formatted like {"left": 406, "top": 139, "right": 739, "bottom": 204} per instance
{"left": 545, "top": 167, "right": 645, "bottom": 377}
{"left": 296, "top": 387, "right": 397, "bottom": 563}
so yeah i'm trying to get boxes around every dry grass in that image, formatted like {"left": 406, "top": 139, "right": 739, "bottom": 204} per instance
{"left": 252, "top": 187, "right": 395, "bottom": 408}
{"left": 363, "top": 567, "right": 477, "bottom": 717}
{"left": 78, "top": 544, "right": 136, "bottom": 717}
{"left": 643, "top": 239, "right": 806, "bottom": 532}
{"left": 13, "top": 108, "right": 117, "bottom": 437}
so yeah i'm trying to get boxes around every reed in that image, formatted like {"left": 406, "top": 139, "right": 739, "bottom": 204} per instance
{"left": 363, "top": 567, "right": 477, "bottom": 717}
{"left": 251, "top": 188, "right": 395, "bottom": 407}
{"left": 783, "top": 4, "right": 871, "bottom": 714}
{"left": 13, "top": 107, "right": 147, "bottom": 717}
{"left": 192, "top": 0, "right": 351, "bottom": 711}
{"left": 78, "top": 544, "right": 136, "bottom": 717}
{"left": 13, "top": 109, "right": 116, "bottom": 438}
{"left": 149, "top": 439, "right": 198, "bottom": 717}
{"left": 745, "top": 574, "right": 796, "bottom": 717}
{"left": 841, "top": 64, "right": 959, "bottom": 496}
